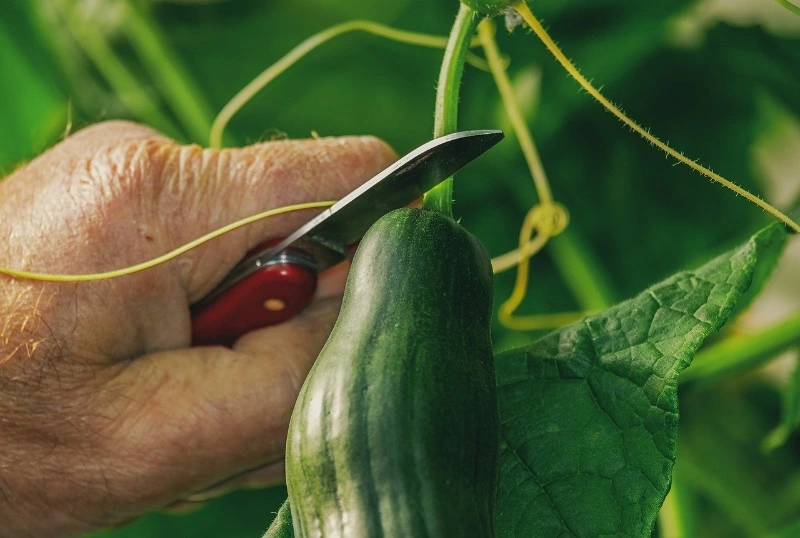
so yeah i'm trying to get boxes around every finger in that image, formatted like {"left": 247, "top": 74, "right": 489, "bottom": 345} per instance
{"left": 156, "top": 135, "right": 396, "bottom": 302}
{"left": 0, "top": 122, "right": 394, "bottom": 359}
{"left": 1, "top": 121, "right": 395, "bottom": 297}
{"left": 87, "top": 297, "right": 340, "bottom": 514}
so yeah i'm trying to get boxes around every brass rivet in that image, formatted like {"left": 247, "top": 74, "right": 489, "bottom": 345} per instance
{"left": 263, "top": 298, "right": 286, "bottom": 312}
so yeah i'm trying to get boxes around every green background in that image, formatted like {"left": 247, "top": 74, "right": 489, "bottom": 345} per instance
{"left": 2, "top": 0, "right": 799, "bottom": 536}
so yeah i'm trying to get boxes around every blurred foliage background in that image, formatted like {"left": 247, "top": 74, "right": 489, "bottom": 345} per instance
{"left": 2, "top": 0, "right": 800, "bottom": 536}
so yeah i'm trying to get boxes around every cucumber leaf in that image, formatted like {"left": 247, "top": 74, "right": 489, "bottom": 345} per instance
{"left": 495, "top": 223, "right": 787, "bottom": 537}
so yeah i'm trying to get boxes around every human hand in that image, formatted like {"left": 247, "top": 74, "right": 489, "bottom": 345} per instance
{"left": 0, "top": 121, "right": 395, "bottom": 537}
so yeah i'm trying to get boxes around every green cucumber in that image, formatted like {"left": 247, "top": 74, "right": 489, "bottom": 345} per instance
{"left": 286, "top": 207, "right": 498, "bottom": 537}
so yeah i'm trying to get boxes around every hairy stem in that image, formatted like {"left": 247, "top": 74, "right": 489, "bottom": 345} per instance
{"left": 422, "top": 4, "right": 480, "bottom": 217}
{"left": 513, "top": 1, "right": 800, "bottom": 233}
{"left": 478, "top": 19, "right": 551, "bottom": 204}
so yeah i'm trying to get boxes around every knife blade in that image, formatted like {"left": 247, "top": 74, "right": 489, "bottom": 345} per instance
{"left": 191, "top": 129, "right": 503, "bottom": 346}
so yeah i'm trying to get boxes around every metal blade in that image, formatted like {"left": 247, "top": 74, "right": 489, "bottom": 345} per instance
{"left": 262, "top": 129, "right": 504, "bottom": 271}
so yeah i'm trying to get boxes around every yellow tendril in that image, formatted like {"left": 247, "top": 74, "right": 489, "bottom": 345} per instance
{"left": 513, "top": 1, "right": 800, "bottom": 233}
{"left": 210, "top": 20, "right": 491, "bottom": 149}
{"left": 479, "top": 19, "right": 552, "bottom": 205}
{"left": 0, "top": 201, "right": 335, "bottom": 282}
{"left": 478, "top": 19, "right": 578, "bottom": 330}
{"left": 497, "top": 202, "right": 574, "bottom": 330}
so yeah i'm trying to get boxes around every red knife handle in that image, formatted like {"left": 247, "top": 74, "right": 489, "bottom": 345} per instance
{"left": 191, "top": 250, "right": 317, "bottom": 347}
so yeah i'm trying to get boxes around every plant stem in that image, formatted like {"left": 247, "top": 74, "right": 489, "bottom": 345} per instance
{"left": 121, "top": 0, "right": 214, "bottom": 145}
{"left": 680, "top": 311, "right": 800, "bottom": 386}
{"left": 513, "top": 1, "right": 800, "bottom": 233}
{"left": 478, "top": 17, "right": 615, "bottom": 324}
{"left": 478, "top": 19, "right": 551, "bottom": 205}
{"left": 422, "top": 4, "right": 479, "bottom": 217}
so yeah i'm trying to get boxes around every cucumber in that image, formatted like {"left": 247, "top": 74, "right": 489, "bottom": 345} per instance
{"left": 286, "top": 208, "right": 498, "bottom": 537}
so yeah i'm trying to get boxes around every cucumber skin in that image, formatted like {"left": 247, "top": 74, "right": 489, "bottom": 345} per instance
{"left": 286, "top": 208, "right": 498, "bottom": 538}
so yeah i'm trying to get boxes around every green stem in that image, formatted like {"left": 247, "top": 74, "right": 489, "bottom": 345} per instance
{"left": 422, "top": 4, "right": 480, "bottom": 217}
{"left": 121, "top": 0, "right": 214, "bottom": 145}
{"left": 680, "top": 311, "right": 800, "bottom": 386}
{"left": 56, "top": 0, "right": 180, "bottom": 138}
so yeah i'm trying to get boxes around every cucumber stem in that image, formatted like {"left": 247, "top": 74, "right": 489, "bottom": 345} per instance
{"left": 423, "top": 4, "right": 480, "bottom": 217}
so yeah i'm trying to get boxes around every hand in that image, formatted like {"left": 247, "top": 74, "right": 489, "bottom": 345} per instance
{"left": 0, "top": 121, "right": 395, "bottom": 537}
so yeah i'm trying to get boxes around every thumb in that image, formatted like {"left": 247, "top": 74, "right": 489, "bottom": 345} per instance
{"left": 0, "top": 121, "right": 394, "bottom": 358}
{"left": 88, "top": 296, "right": 342, "bottom": 516}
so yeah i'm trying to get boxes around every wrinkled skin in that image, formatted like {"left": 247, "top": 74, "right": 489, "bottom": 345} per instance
{"left": 0, "top": 121, "right": 395, "bottom": 537}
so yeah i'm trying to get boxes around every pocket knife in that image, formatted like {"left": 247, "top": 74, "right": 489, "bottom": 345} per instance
{"left": 190, "top": 129, "right": 504, "bottom": 346}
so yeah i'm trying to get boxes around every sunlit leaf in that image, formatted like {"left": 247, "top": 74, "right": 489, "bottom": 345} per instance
{"left": 495, "top": 224, "right": 787, "bottom": 536}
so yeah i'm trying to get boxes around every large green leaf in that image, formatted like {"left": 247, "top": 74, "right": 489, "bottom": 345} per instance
{"left": 494, "top": 223, "right": 787, "bottom": 537}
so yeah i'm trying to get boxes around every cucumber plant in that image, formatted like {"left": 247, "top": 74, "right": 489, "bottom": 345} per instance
{"left": 5, "top": 1, "right": 800, "bottom": 537}
{"left": 263, "top": 2, "right": 797, "bottom": 537}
